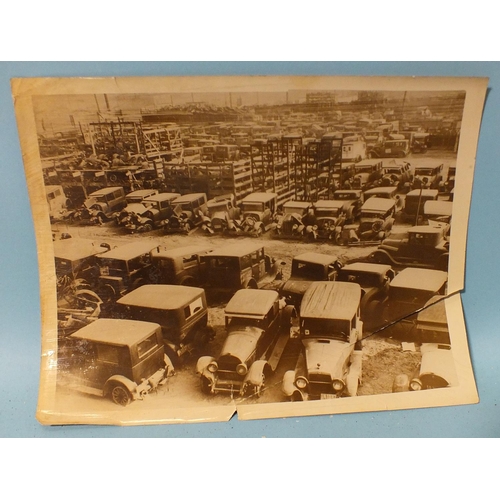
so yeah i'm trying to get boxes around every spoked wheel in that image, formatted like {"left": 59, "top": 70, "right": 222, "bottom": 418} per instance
{"left": 110, "top": 384, "right": 132, "bottom": 406}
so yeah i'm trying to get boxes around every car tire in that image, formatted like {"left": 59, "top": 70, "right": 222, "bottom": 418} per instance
{"left": 143, "top": 223, "right": 153, "bottom": 232}
{"left": 200, "top": 377, "right": 212, "bottom": 395}
{"left": 110, "top": 384, "right": 132, "bottom": 406}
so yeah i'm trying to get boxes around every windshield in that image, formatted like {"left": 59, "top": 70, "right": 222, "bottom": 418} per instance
{"left": 338, "top": 270, "right": 381, "bottom": 288}
{"left": 284, "top": 206, "right": 306, "bottom": 215}
{"left": 242, "top": 202, "right": 264, "bottom": 212}
{"left": 415, "top": 168, "right": 436, "bottom": 176}
{"left": 334, "top": 193, "right": 356, "bottom": 200}
{"left": 316, "top": 208, "right": 340, "bottom": 218}
{"left": 204, "top": 256, "right": 240, "bottom": 271}
{"left": 291, "top": 261, "right": 326, "bottom": 280}
{"left": 98, "top": 258, "right": 127, "bottom": 273}
{"left": 208, "top": 203, "right": 228, "bottom": 215}
{"left": 383, "top": 168, "right": 401, "bottom": 175}
{"left": 142, "top": 200, "right": 160, "bottom": 210}
{"left": 302, "top": 318, "right": 350, "bottom": 341}
{"left": 355, "top": 166, "right": 374, "bottom": 173}
{"left": 360, "top": 211, "right": 384, "bottom": 219}
{"left": 227, "top": 317, "right": 263, "bottom": 330}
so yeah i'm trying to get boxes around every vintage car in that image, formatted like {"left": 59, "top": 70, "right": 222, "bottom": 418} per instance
{"left": 279, "top": 252, "right": 343, "bottom": 309}
{"left": 378, "top": 160, "right": 413, "bottom": 189}
{"left": 332, "top": 189, "right": 363, "bottom": 221}
{"left": 149, "top": 245, "right": 212, "bottom": 286}
{"left": 369, "top": 225, "right": 449, "bottom": 271}
{"left": 79, "top": 186, "right": 127, "bottom": 224}
{"left": 304, "top": 200, "right": 346, "bottom": 241}
{"left": 367, "top": 139, "right": 411, "bottom": 158}
{"left": 201, "top": 194, "right": 241, "bottom": 234}
{"left": 336, "top": 262, "right": 395, "bottom": 329}
{"left": 114, "top": 188, "right": 160, "bottom": 227}
{"left": 271, "top": 200, "right": 312, "bottom": 239}
{"left": 423, "top": 200, "right": 453, "bottom": 232}
{"left": 335, "top": 197, "right": 396, "bottom": 246}
{"left": 165, "top": 193, "right": 208, "bottom": 233}
{"left": 379, "top": 268, "right": 448, "bottom": 338}
{"left": 62, "top": 318, "right": 174, "bottom": 405}
{"left": 197, "top": 289, "right": 297, "bottom": 396}
{"left": 408, "top": 296, "right": 457, "bottom": 391}
{"left": 54, "top": 237, "right": 110, "bottom": 292}
{"left": 341, "top": 136, "right": 367, "bottom": 162}
{"left": 442, "top": 165, "right": 456, "bottom": 198}
{"left": 214, "top": 144, "right": 239, "bottom": 161}
{"left": 46, "top": 185, "right": 69, "bottom": 221}
{"left": 411, "top": 163, "right": 444, "bottom": 190}
{"left": 282, "top": 281, "right": 363, "bottom": 401}
{"left": 231, "top": 192, "right": 277, "bottom": 236}
{"left": 363, "top": 186, "right": 403, "bottom": 210}
{"left": 351, "top": 159, "right": 383, "bottom": 190}
{"left": 401, "top": 188, "right": 439, "bottom": 223}
{"left": 200, "top": 241, "right": 281, "bottom": 294}
{"left": 116, "top": 285, "right": 212, "bottom": 360}
{"left": 124, "top": 192, "right": 180, "bottom": 233}
{"left": 95, "top": 240, "right": 160, "bottom": 302}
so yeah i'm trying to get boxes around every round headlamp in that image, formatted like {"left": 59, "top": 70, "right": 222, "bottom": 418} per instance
{"left": 236, "top": 363, "right": 248, "bottom": 376}
{"left": 332, "top": 379, "right": 345, "bottom": 392}
{"left": 207, "top": 361, "right": 218, "bottom": 373}
{"left": 295, "top": 376, "right": 308, "bottom": 390}
{"left": 409, "top": 378, "right": 422, "bottom": 391}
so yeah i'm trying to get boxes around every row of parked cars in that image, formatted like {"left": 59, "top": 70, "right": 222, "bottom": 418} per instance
{"left": 55, "top": 229, "right": 454, "bottom": 406}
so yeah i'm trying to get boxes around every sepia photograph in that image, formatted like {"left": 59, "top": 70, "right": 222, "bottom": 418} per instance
{"left": 12, "top": 75, "right": 487, "bottom": 425}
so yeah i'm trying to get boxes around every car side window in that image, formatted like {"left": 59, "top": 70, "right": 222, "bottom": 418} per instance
{"left": 96, "top": 344, "right": 121, "bottom": 364}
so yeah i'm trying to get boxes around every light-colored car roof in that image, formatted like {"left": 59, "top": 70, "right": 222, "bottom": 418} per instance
{"left": 360, "top": 197, "right": 396, "bottom": 212}
{"left": 54, "top": 238, "right": 108, "bottom": 261}
{"left": 341, "top": 262, "right": 392, "bottom": 275}
{"left": 151, "top": 245, "right": 212, "bottom": 259}
{"left": 301, "top": 282, "right": 361, "bottom": 320}
{"left": 117, "top": 285, "right": 205, "bottom": 310}
{"left": 242, "top": 192, "right": 277, "bottom": 203}
{"left": 204, "top": 241, "right": 265, "bottom": 258}
{"left": 293, "top": 252, "right": 338, "bottom": 266}
{"left": 417, "top": 296, "right": 448, "bottom": 331}
{"left": 225, "top": 289, "right": 278, "bottom": 319}
{"left": 97, "top": 241, "right": 159, "bottom": 261}
{"left": 390, "top": 268, "right": 448, "bottom": 291}
{"left": 70, "top": 318, "right": 160, "bottom": 346}
{"left": 88, "top": 187, "right": 123, "bottom": 196}
{"left": 423, "top": 200, "right": 453, "bottom": 216}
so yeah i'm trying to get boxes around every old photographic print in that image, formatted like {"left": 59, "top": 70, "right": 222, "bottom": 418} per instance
{"left": 12, "top": 75, "right": 486, "bottom": 425}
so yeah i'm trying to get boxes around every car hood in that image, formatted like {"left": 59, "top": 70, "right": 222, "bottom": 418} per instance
{"left": 303, "top": 338, "right": 352, "bottom": 380}
{"left": 281, "top": 279, "right": 313, "bottom": 295}
{"left": 220, "top": 326, "right": 264, "bottom": 364}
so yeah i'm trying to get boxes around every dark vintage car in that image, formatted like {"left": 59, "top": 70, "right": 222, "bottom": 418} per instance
{"left": 411, "top": 163, "right": 444, "bottom": 190}
{"left": 408, "top": 296, "right": 457, "bottom": 391}
{"left": 367, "top": 139, "right": 411, "bottom": 158}
{"left": 282, "top": 281, "right": 363, "bottom": 401}
{"left": 351, "top": 159, "right": 383, "bottom": 190}
{"left": 200, "top": 242, "right": 281, "bottom": 294}
{"left": 401, "top": 188, "right": 439, "bottom": 224}
{"left": 442, "top": 165, "right": 456, "bottom": 198}
{"left": 336, "top": 262, "right": 395, "bottom": 329}
{"left": 165, "top": 193, "right": 208, "bottom": 233}
{"left": 231, "top": 192, "right": 277, "bottom": 236}
{"left": 279, "top": 252, "right": 343, "bottom": 309}
{"left": 124, "top": 192, "right": 181, "bottom": 233}
{"left": 378, "top": 267, "right": 448, "bottom": 338}
{"left": 369, "top": 225, "right": 449, "bottom": 271}
{"left": 62, "top": 318, "right": 174, "bottom": 405}
{"left": 196, "top": 289, "right": 297, "bottom": 396}
{"left": 332, "top": 189, "right": 364, "bottom": 221}
{"left": 95, "top": 240, "right": 160, "bottom": 302}
{"left": 378, "top": 160, "right": 413, "bottom": 189}
{"left": 201, "top": 194, "right": 241, "bottom": 234}
{"left": 271, "top": 200, "right": 312, "bottom": 239}
{"left": 335, "top": 197, "right": 396, "bottom": 246}
{"left": 116, "top": 284, "right": 212, "bottom": 360}
{"left": 149, "top": 245, "right": 213, "bottom": 286}
{"left": 305, "top": 200, "right": 346, "bottom": 241}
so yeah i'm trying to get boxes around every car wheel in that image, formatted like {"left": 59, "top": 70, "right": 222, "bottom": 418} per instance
{"left": 143, "top": 223, "right": 153, "bottom": 232}
{"left": 110, "top": 384, "right": 132, "bottom": 406}
{"left": 200, "top": 377, "right": 212, "bottom": 395}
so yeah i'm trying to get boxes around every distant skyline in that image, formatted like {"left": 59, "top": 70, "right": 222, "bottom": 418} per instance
{"left": 33, "top": 90, "right": 464, "bottom": 135}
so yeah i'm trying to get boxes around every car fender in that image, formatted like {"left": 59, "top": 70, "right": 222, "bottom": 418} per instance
{"left": 282, "top": 370, "right": 304, "bottom": 400}
{"left": 244, "top": 359, "right": 269, "bottom": 388}
{"left": 196, "top": 356, "right": 216, "bottom": 375}
{"left": 103, "top": 375, "right": 137, "bottom": 398}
